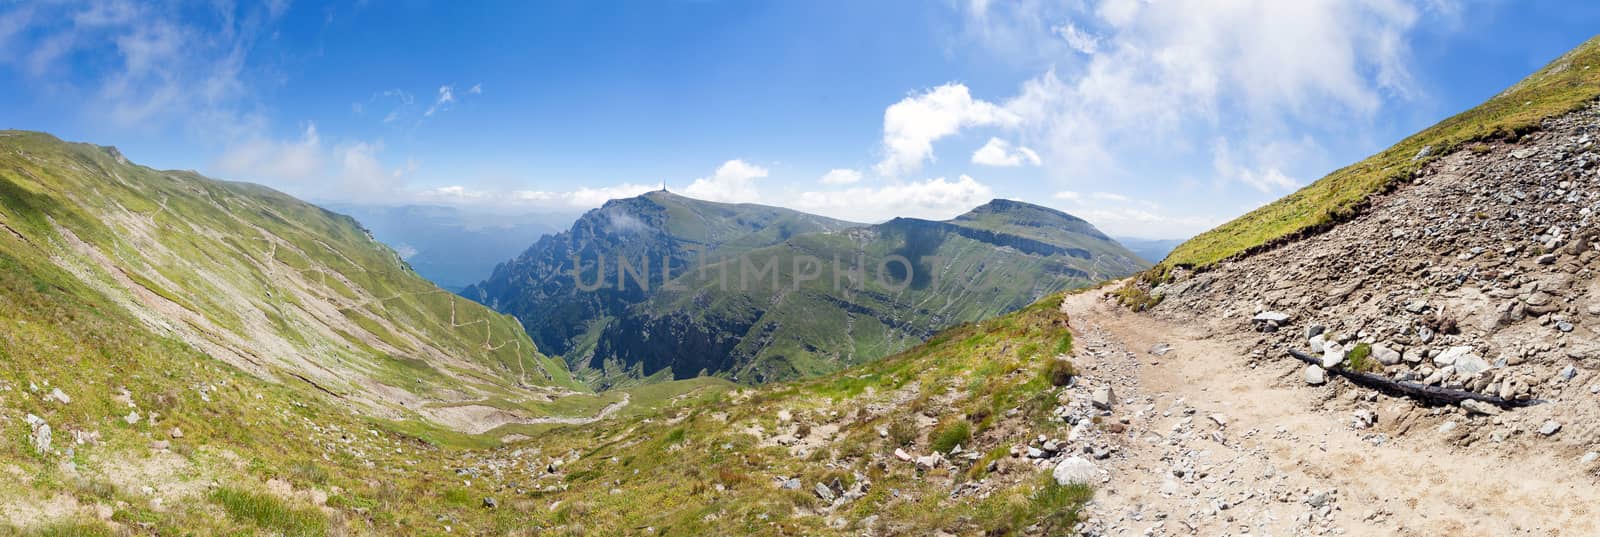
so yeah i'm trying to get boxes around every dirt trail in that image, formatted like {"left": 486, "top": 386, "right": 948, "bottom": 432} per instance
{"left": 1061, "top": 286, "right": 1600, "bottom": 536}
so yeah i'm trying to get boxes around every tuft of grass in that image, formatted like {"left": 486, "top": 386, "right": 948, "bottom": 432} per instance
{"left": 1043, "top": 358, "right": 1078, "bottom": 387}
{"left": 210, "top": 487, "right": 328, "bottom": 537}
{"left": 1161, "top": 36, "right": 1600, "bottom": 270}
{"left": 887, "top": 418, "right": 917, "bottom": 447}
{"left": 929, "top": 420, "right": 971, "bottom": 454}
{"left": 1345, "top": 342, "right": 1381, "bottom": 373}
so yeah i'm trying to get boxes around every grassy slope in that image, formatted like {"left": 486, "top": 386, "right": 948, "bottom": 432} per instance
{"left": 2, "top": 228, "right": 1092, "bottom": 534}
{"left": 464, "top": 294, "right": 1093, "bottom": 535}
{"left": 0, "top": 132, "right": 582, "bottom": 414}
{"left": 1163, "top": 35, "right": 1600, "bottom": 269}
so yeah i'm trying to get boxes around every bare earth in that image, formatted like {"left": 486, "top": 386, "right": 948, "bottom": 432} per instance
{"left": 1060, "top": 286, "right": 1599, "bottom": 537}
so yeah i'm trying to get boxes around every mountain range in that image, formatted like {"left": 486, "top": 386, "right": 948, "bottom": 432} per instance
{"left": 464, "top": 191, "right": 1147, "bottom": 387}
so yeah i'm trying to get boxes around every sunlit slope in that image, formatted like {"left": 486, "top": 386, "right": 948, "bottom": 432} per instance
{"left": 0, "top": 131, "right": 581, "bottom": 421}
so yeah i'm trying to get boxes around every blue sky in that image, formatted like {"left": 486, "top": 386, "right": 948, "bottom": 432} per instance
{"left": 2, "top": 1, "right": 1598, "bottom": 238}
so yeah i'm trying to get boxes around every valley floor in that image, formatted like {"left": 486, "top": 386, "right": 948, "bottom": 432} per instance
{"left": 1061, "top": 285, "right": 1600, "bottom": 536}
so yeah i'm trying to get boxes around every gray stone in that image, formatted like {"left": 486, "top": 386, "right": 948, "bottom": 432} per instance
{"left": 1372, "top": 344, "right": 1402, "bottom": 366}
{"left": 1304, "top": 365, "right": 1328, "bottom": 386}
{"left": 1438, "top": 421, "right": 1458, "bottom": 434}
{"left": 1404, "top": 300, "right": 1428, "bottom": 314}
{"left": 1537, "top": 253, "right": 1558, "bottom": 265}
{"left": 1539, "top": 420, "right": 1563, "bottom": 436}
{"left": 24, "top": 414, "right": 50, "bottom": 455}
{"left": 1582, "top": 452, "right": 1599, "bottom": 464}
{"left": 1321, "top": 343, "right": 1345, "bottom": 369}
{"left": 1052, "top": 456, "right": 1098, "bottom": 486}
{"left": 1092, "top": 385, "right": 1115, "bottom": 410}
{"left": 1306, "top": 324, "right": 1326, "bottom": 340}
{"left": 1309, "top": 334, "right": 1327, "bottom": 354}
{"left": 780, "top": 478, "right": 801, "bottom": 490}
{"left": 1559, "top": 365, "right": 1579, "bottom": 382}
{"left": 45, "top": 388, "right": 71, "bottom": 404}
{"left": 1254, "top": 311, "right": 1291, "bottom": 325}
{"left": 1461, "top": 400, "right": 1501, "bottom": 416}
{"left": 814, "top": 482, "right": 836, "bottom": 502}
{"left": 482, "top": 497, "right": 498, "bottom": 509}
{"left": 1435, "top": 346, "right": 1489, "bottom": 375}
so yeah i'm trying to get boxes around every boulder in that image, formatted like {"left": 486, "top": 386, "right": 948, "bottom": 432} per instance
{"left": 1052, "top": 456, "right": 1098, "bottom": 486}
{"left": 1320, "top": 343, "right": 1345, "bottom": 369}
{"left": 1304, "top": 365, "right": 1328, "bottom": 386}
{"left": 814, "top": 483, "right": 836, "bottom": 502}
{"left": 1372, "top": 344, "right": 1402, "bottom": 366}
{"left": 1092, "top": 386, "right": 1115, "bottom": 410}
{"left": 1460, "top": 399, "right": 1501, "bottom": 416}
{"left": 1309, "top": 334, "right": 1327, "bottom": 354}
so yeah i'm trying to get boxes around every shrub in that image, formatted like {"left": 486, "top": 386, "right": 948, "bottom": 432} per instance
{"left": 929, "top": 420, "right": 971, "bottom": 454}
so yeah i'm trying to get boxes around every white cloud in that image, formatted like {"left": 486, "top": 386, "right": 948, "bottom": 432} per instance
{"left": 215, "top": 123, "right": 324, "bottom": 183}
{"left": 1050, "top": 188, "right": 1215, "bottom": 238}
{"left": 684, "top": 159, "right": 768, "bottom": 203}
{"left": 1053, "top": 22, "right": 1100, "bottom": 54}
{"left": 875, "top": 83, "right": 1019, "bottom": 176}
{"left": 424, "top": 85, "right": 455, "bottom": 117}
{"left": 819, "top": 168, "right": 863, "bottom": 185}
{"left": 1210, "top": 138, "right": 1305, "bottom": 192}
{"left": 793, "top": 175, "right": 994, "bottom": 222}
{"left": 418, "top": 183, "right": 658, "bottom": 211}
{"left": 468, "top": 83, "right": 482, "bottom": 95}
{"left": 953, "top": 0, "right": 1433, "bottom": 193}
{"left": 0, "top": 1, "right": 284, "bottom": 136}
{"left": 971, "top": 137, "right": 1041, "bottom": 167}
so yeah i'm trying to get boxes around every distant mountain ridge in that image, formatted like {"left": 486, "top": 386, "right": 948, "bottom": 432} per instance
{"left": 466, "top": 191, "right": 1146, "bottom": 387}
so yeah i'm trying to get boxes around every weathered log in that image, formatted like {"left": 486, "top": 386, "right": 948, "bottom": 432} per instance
{"left": 1287, "top": 349, "right": 1541, "bottom": 408}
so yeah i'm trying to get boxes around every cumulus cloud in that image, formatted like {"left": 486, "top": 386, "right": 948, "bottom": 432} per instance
{"left": 875, "top": 83, "right": 1019, "bottom": 176}
{"left": 793, "top": 175, "right": 994, "bottom": 222}
{"left": 819, "top": 168, "right": 864, "bottom": 185}
{"left": 684, "top": 159, "right": 768, "bottom": 203}
{"left": 971, "top": 137, "right": 1041, "bottom": 167}
{"left": 940, "top": 0, "right": 1436, "bottom": 196}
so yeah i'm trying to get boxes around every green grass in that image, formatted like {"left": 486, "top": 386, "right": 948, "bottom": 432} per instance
{"left": 211, "top": 487, "right": 329, "bottom": 536}
{"left": 1346, "top": 342, "right": 1381, "bottom": 373}
{"left": 929, "top": 419, "right": 972, "bottom": 453}
{"left": 1162, "top": 35, "right": 1600, "bottom": 270}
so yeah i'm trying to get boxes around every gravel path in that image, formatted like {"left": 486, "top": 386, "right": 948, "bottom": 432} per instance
{"left": 1061, "top": 287, "right": 1600, "bottom": 537}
